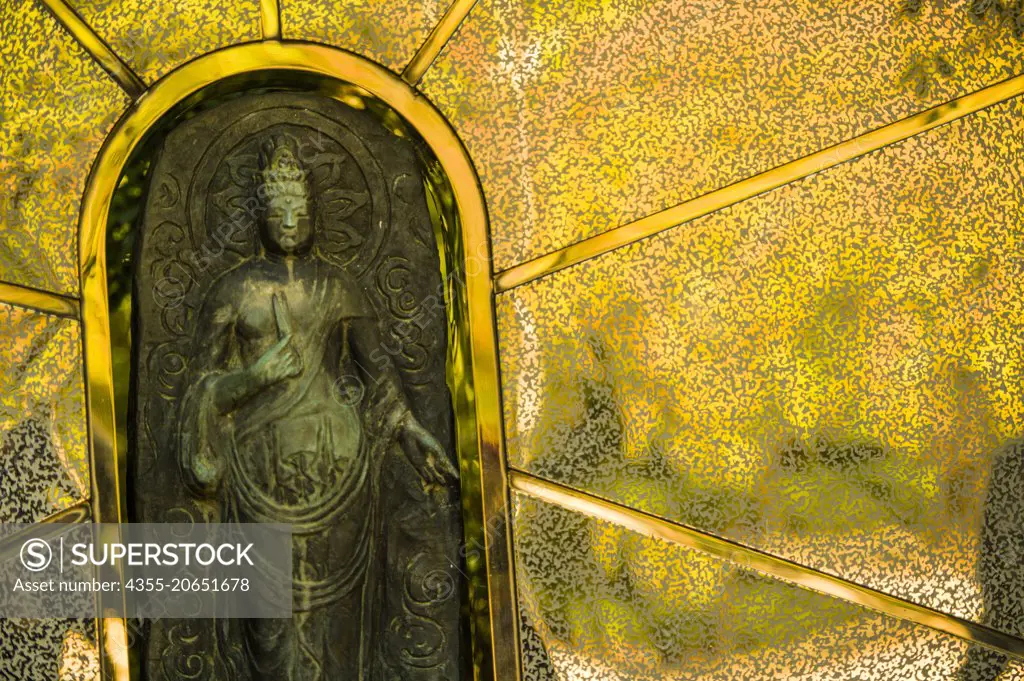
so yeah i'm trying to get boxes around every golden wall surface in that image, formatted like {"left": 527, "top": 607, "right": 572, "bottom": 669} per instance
{"left": 499, "top": 93, "right": 1024, "bottom": 629}
{"left": 0, "top": 0, "right": 129, "bottom": 295}
{"left": 423, "top": 0, "right": 1024, "bottom": 270}
{"left": 284, "top": 0, "right": 450, "bottom": 71}
{"left": 0, "top": 303, "right": 89, "bottom": 522}
{"left": 66, "top": 0, "right": 261, "bottom": 83}
{"left": 514, "top": 494, "right": 1024, "bottom": 680}
{"left": 3, "top": 0, "right": 1024, "bottom": 679}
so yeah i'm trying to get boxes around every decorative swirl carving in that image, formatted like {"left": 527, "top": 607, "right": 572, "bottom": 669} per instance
{"left": 161, "top": 620, "right": 212, "bottom": 681}
{"left": 383, "top": 552, "right": 450, "bottom": 670}
{"left": 376, "top": 257, "right": 431, "bottom": 382}
{"left": 377, "top": 257, "right": 419, "bottom": 319}
{"left": 153, "top": 176, "right": 180, "bottom": 209}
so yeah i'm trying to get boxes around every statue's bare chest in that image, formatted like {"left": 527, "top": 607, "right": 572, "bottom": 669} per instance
{"left": 233, "top": 276, "right": 324, "bottom": 343}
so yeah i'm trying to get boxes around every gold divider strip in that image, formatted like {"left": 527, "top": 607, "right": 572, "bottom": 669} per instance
{"left": 509, "top": 469, "right": 1024, "bottom": 661}
{"left": 402, "top": 0, "right": 478, "bottom": 85}
{"left": 36, "top": 0, "right": 146, "bottom": 99}
{"left": 0, "top": 281, "right": 79, "bottom": 319}
{"left": 0, "top": 502, "right": 91, "bottom": 564}
{"left": 260, "top": 0, "right": 281, "bottom": 40}
{"left": 495, "top": 72, "right": 1024, "bottom": 292}
{"left": 38, "top": 501, "right": 92, "bottom": 525}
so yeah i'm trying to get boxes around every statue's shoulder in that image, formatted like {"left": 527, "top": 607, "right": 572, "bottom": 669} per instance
{"left": 203, "top": 258, "right": 261, "bottom": 308}
{"left": 314, "top": 256, "right": 357, "bottom": 283}
{"left": 315, "top": 257, "right": 374, "bottom": 317}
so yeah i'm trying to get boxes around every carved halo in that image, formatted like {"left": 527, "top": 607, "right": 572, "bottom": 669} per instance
{"left": 186, "top": 104, "right": 391, "bottom": 278}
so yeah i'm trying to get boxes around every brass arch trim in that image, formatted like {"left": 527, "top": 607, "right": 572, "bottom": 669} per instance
{"left": 494, "top": 72, "right": 1024, "bottom": 292}
{"left": 35, "top": 0, "right": 146, "bottom": 98}
{"left": 0, "top": 281, "right": 79, "bottom": 319}
{"left": 260, "top": 0, "right": 281, "bottom": 40}
{"left": 510, "top": 469, "right": 1024, "bottom": 662}
{"left": 403, "top": 0, "right": 478, "bottom": 85}
{"left": 79, "top": 41, "right": 517, "bottom": 681}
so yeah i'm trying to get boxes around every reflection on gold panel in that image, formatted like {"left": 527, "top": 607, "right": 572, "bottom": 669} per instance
{"left": 66, "top": 0, "right": 261, "bottom": 83}
{"left": 0, "top": 0, "right": 129, "bottom": 295}
{"left": 514, "top": 493, "right": 1024, "bottom": 681}
{"left": 0, "top": 303, "right": 89, "bottom": 522}
{"left": 0, "top": 618, "right": 99, "bottom": 681}
{"left": 283, "top": 0, "right": 449, "bottom": 72}
{"left": 423, "top": 0, "right": 1024, "bottom": 270}
{"left": 498, "top": 95, "right": 1024, "bottom": 641}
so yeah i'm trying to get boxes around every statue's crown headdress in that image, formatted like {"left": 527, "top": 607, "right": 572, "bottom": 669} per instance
{"left": 258, "top": 137, "right": 308, "bottom": 201}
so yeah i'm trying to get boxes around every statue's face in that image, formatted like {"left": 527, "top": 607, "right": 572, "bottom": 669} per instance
{"left": 262, "top": 192, "right": 312, "bottom": 255}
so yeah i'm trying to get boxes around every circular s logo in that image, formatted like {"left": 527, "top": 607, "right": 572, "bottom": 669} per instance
{"left": 20, "top": 539, "right": 52, "bottom": 572}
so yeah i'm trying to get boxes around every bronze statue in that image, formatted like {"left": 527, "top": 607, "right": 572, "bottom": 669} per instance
{"left": 176, "top": 137, "right": 455, "bottom": 680}
{"left": 131, "top": 93, "right": 464, "bottom": 681}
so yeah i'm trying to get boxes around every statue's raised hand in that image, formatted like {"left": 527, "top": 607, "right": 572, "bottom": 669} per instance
{"left": 250, "top": 334, "right": 303, "bottom": 386}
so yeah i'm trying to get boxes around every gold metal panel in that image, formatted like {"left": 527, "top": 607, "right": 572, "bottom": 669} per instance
{"left": 282, "top": 0, "right": 450, "bottom": 72}
{"left": 0, "top": 619, "right": 99, "bottom": 681}
{"left": 0, "top": 0, "right": 129, "bottom": 295}
{"left": 493, "top": 71, "right": 1024, "bottom": 292}
{"left": 498, "top": 94, "right": 1024, "bottom": 638}
{"left": 422, "top": 0, "right": 1024, "bottom": 271}
{"left": 513, "top": 492, "right": 1024, "bottom": 681}
{"left": 510, "top": 471, "right": 1024, "bottom": 659}
{"left": 0, "top": 303, "right": 89, "bottom": 523}
{"left": 65, "top": 0, "right": 261, "bottom": 84}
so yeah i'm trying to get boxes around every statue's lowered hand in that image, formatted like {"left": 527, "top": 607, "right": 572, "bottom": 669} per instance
{"left": 400, "top": 417, "right": 459, "bottom": 486}
{"left": 250, "top": 334, "right": 303, "bottom": 386}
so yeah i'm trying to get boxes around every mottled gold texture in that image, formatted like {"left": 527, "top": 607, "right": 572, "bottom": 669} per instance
{"left": 282, "top": 0, "right": 449, "bottom": 72}
{"left": 0, "top": 0, "right": 129, "bottom": 295}
{"left": 513, "top": 493, "right": 1024, "bottom": 681}
{"left": 511, "top": 470, "right": 1024, "bottom": 660}
{"left": 59, "top": 624, "right": 101, "bottom": 681}
{"left": 0, "top": 619, "right": 99, "bottom": 681}
{"left": 0, "top": 503, "right": 90, "bottom": 569}
{"left": 0, "top": 303, "right": 89, "bottom": 523}
{"left": 65, "top": 0, "right": 261, "bottom": 84}
{"left": 498, "top": 94, "right": 1024, "bottom": 640}
{"left": 494, "top": 71, "right": 1024, "bottom": 292}
{"left": 424, "top": 0, "right": 1024, "bottom": 271}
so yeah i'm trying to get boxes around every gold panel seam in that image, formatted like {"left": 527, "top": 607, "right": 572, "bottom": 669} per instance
{"left": 509, "top": 469, "right": 1024, "bottom": 662}
{"left": 494, "top": 72, "right": 1024, "bottom": 292}
{"left": 34, "top": 0, "right": 146, "bottom": 98}
{"left": 0, "top": 281, "right": 80, "bottom": 319}
{"left": 0, "top": 502, "right": 90, "bottom": 563}
{"left": 35, "top": 501, "right": 90, "bottom": 526}
{"left": 260, "top": 0, "right": 281, "bottom": 40}
{"left": 402, "top": 0, "right": 478, "bottom": 86}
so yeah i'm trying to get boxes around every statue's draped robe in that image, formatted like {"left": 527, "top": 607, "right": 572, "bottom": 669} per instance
{"left": 178, "top": 256, "right": 407, "bottom": 681}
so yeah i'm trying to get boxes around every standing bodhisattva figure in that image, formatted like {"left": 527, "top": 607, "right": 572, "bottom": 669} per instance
{"left": 177, "top": 136, "right": 456, "bottom": 681}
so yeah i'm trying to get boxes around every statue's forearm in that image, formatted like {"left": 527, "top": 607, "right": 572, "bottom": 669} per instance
{"left": 210, "top": 366, "right": 263, "bottom": 413}
{"left": 347, "top": 318, "right": 413, "bottom": 423}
